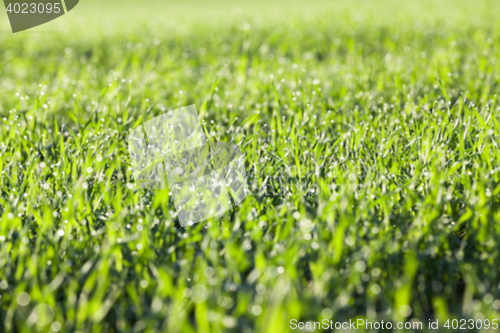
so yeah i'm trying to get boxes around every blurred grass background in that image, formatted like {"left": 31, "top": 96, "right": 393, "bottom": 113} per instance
{"left": 2, "top": 0, "right": 500, "bottom": 332}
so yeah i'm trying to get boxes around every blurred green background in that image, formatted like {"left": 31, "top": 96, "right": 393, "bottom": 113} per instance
{"left": 2, "top": 0, "right": 500, "bottom": 332}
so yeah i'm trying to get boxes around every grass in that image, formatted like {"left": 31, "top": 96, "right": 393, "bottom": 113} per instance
{"left": 1, "top": 0, "right": 500, "bottom": 331}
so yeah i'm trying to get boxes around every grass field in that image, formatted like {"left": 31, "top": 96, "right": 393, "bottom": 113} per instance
{"left": 2, "top": 0, "right": 500, "bottom": 332}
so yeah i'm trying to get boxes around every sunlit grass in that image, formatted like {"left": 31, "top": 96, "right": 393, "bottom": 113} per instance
{"left": 1, "top": 0, "right": 500, "bottom": 332}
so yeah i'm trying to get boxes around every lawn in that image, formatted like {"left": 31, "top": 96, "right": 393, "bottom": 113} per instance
{"left": 1, "top": 0, "right": 500, "bottom": 332}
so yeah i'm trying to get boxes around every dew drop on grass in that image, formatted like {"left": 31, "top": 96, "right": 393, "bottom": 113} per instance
{"left": 0, "top": 280, "right": 8, "bottom": 289}
{"left": 191, "top": 285, "right": 208, "bottom": 304}
{"left": 371, "top": 284, "right": 381, "bottom": 294}
{"left": 399, "top": 305, "right": 412, "bottom": 317}
{"left": 51, "top": 322, "right": 61, "bottom": 332}
{"left": 355, "top": 261, "right": 366, "bottom": 272}
{"left": 251, "top": 305, "right": 262, "bottom": 315}
{"left": 28, "top": 304, "right": 54, "bottom": 326}
{"left": 16, "top": 292, "right": 30, "bottom": 306}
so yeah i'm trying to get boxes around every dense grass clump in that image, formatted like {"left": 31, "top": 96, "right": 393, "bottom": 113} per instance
{"left": 1, "top": 0, "right": 500, "bottom": 331}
